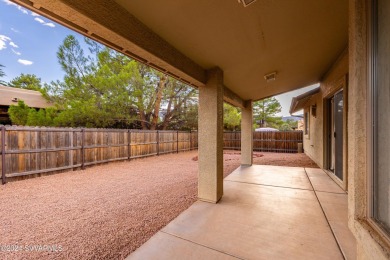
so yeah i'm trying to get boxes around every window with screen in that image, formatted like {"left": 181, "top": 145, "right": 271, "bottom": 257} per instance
{"left": 304, "top": 111, "right": 309, "bottom": 135}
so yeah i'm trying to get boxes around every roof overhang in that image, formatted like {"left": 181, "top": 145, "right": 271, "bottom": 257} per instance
{"left": 289, "top": 87, "right": 320, "bottom": 114}
{"left": 11, "top": 0, "right": 348, "bottom": 107}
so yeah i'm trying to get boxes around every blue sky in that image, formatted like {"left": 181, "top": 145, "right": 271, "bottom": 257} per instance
{"left": 0, "top": 0, "right": 85, "bottom": 84}
{"left": 0, "top": 0, "right": 315, "bottom": 116}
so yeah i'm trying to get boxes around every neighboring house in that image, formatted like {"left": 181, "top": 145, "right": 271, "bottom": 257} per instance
{"left": 0, "top": 85, "right": 51, "bottom": 124}
{"left": 254, "top": 127, "right": 279, "bottom": 132}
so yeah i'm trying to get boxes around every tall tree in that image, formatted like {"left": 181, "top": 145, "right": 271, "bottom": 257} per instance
{"left": 279, "top": 119, "right": 298, "bottom": 131}
{"left": 253, "top": 97, "right": 282, "bottom": 128}
{"left": 224, "top": 103, "right": 241, "bottom": 131}
{"left": 9, "top": 74, "right": 44, "bottom": 92}
{"left": 8, "top": 101, "right": 57, "bottom": 126}
{"left": 159, "top": 79, "right": 197, "bottom": 130}
{"left": 8, "top": 100, "right": 31, "bottom": 125}
{"left": 0, "top": 64, "right": 7, "bottom": 85}
{"left": 46, "top": 35, "right": 197, "bottom": 129}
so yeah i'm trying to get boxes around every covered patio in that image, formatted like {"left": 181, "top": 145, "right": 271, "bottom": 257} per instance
{"left": 9, "top": 0, "right": 388, "bottom": 259}
{"left": 129, "top": 165, "right": 356, "bottom": 259}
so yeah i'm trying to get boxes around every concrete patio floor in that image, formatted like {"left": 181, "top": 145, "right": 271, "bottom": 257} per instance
{"left": 128, "top": 165, "right": 356, "bottom": 260}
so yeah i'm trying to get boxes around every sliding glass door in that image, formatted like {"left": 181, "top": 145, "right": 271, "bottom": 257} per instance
{"left": 328, "top": 90, "right": 344, "bottom": 181}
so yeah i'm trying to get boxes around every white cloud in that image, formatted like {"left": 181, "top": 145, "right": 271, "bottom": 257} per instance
{"left": 0, "top": 41, "right": 6, "bottom": 50}
{"left": 0, "top": 35, "right": 11, "bottom": 41}
{"left": 10, "top": 28, "right": 19, "bottom": 33}
{"left": 34, "top": 17, "right": 56, "bottom": 28}
{"left": 0, "top": 34, "right": 11, "bottom": 50}
{"left": 12, "top": 48, "right": 21, "bottom": 55}
{"left": 9, "top": 41, "right": 18, "bottom": 48}
{"left": 17, "top": 59, "right": 33, "bottom": 65}
{"left": 31, "top": 11, "right": 40, "bottom": 17}
{"left": 2, "top": 0, "right": 16, "bottom": 6}
{"left": 34, "top": 17, "right": 45, "bottom": 24}
{"left": 44, "top": 22, "right": 55, "bottom": 28}
{"left": 3, "top": 0, "right": 28, "bottom": 14}
{"left": 17, "top": 5, "right": 28, "bottom": 14}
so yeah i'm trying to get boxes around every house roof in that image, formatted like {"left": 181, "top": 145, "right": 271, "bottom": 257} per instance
{"left": 12, "top": 0, "right": 348, "bottom": 106}
{"left": 0, "top": 85, "right": 51, "bottom": 109}
{"left": 255, "top": 127, "right": 279, "bottom": 132}
{"left": 289, "top": 87, "right": 320, "bottom": 114}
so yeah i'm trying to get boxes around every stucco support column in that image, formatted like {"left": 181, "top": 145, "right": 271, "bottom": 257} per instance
{"left": 198, "top": 67, "right": 224, "bottom": 203}
{"left": 241, "top": 101, "right": 253, "bottom": 166}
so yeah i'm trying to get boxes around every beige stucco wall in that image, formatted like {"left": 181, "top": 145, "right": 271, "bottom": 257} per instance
{"left": 321, "top": 49, "right": 349, "bottom": 97}
{"left": 348, "top": 0, "right": 390, "bottom": 259}
{"left": 302, "top": 51, "right": 348, "bottom": 171}
{"left": 303, "top": 93, "right": 324, "bottom": 168}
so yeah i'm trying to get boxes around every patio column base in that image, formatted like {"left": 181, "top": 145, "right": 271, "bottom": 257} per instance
{"left": 198, "top": 67, "right": 224, "bottom": 203}
{"left": 198, "top": 197, "right": 222, "bottom": 204}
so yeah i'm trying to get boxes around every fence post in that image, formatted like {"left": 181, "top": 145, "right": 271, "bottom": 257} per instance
{"left": 128, "top": 129, "right": 131, "bottom": 160}
{"left": 69, "top": 129, "right": 74, "bottom": 170}
{"left": 235, "top": 131, "right": 237, "bottom": 150}
{"left": 81, "top": 128, "right": 85, "bottom": 170}
{"left": 189, "top": 130, "right": 192, "bottom": 150}
{"left": 176, "top": 130, "right": 179, "bottom": 153}
{"left": 156, "top": 130, "right": 160, "bottom": 156}
{"left": 1, "top": 126, "right": 6, "bottom": 185}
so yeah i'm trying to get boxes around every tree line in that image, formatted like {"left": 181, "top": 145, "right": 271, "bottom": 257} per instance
{"left": 0, "top": 35, "right": 297, "bottom": 131}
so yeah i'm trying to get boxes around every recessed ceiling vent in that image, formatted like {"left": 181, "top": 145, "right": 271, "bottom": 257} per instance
{"left": 238, "top": 0, "right": 257, "bottom": 7}
{"left": 264, "top": 72, "right": 277, "bottom": 82}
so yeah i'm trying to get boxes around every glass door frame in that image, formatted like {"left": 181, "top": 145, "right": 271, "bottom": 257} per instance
{"left": 327, "top": 89, "right": 344, "bottom": 181}
{"left": 322, "top": 76, "right": 348, "bottom": 191}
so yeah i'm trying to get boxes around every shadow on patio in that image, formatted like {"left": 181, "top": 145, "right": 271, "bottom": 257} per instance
{"left": 128, "top": 165, "right": 356, "bottom": 259}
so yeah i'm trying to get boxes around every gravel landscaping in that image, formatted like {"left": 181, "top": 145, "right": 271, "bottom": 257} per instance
{"left": 251, "top": 151, "right": 319, "bottom": 168}
{"left": 0, "top": 151, "right": 317, "bottom": 259}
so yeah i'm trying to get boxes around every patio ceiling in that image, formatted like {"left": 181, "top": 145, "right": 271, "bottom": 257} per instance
{"left": 115, "top": 0, "right": 348, "bottom": 101}
{"left": 13, "top": 0, "right": 348, "bottom": 104}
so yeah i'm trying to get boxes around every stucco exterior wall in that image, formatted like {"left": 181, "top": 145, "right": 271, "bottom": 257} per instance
{"left": 348, "top": 0, "right": 390, "bottom": 259}
{"left": 302, "top": 51, "right": 348, "bottom": 172}
{"left": 303, "top": 93, "right": 324, "bottom": 168}
{"left": 321, "top": 49, "right": 349, "bottom": 97}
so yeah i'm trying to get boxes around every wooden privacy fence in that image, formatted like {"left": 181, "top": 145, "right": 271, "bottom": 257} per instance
{"left": 0, "top": 126, "right": 302, "bottom": 184}
{"left": 0, "top": 126, "right": 198, "bottom": 184}
{"left": 224, "top": 131, "right": 303, "bottom": 153}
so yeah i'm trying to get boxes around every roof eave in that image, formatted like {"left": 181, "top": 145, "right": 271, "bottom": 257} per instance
{"left": 289, "top": 87, "right": 320, "bottom": 114}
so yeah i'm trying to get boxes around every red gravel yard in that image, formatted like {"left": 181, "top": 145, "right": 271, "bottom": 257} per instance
{"left": 0, "top": 151, "right": 317, "bottom": 259}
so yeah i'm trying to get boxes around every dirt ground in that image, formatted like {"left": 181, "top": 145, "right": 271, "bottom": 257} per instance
{"left": 0, "top": 151, "right": 317, "bottom": 260}
{"left": 251, "top": 151, "right": 319, "bottom": 168}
